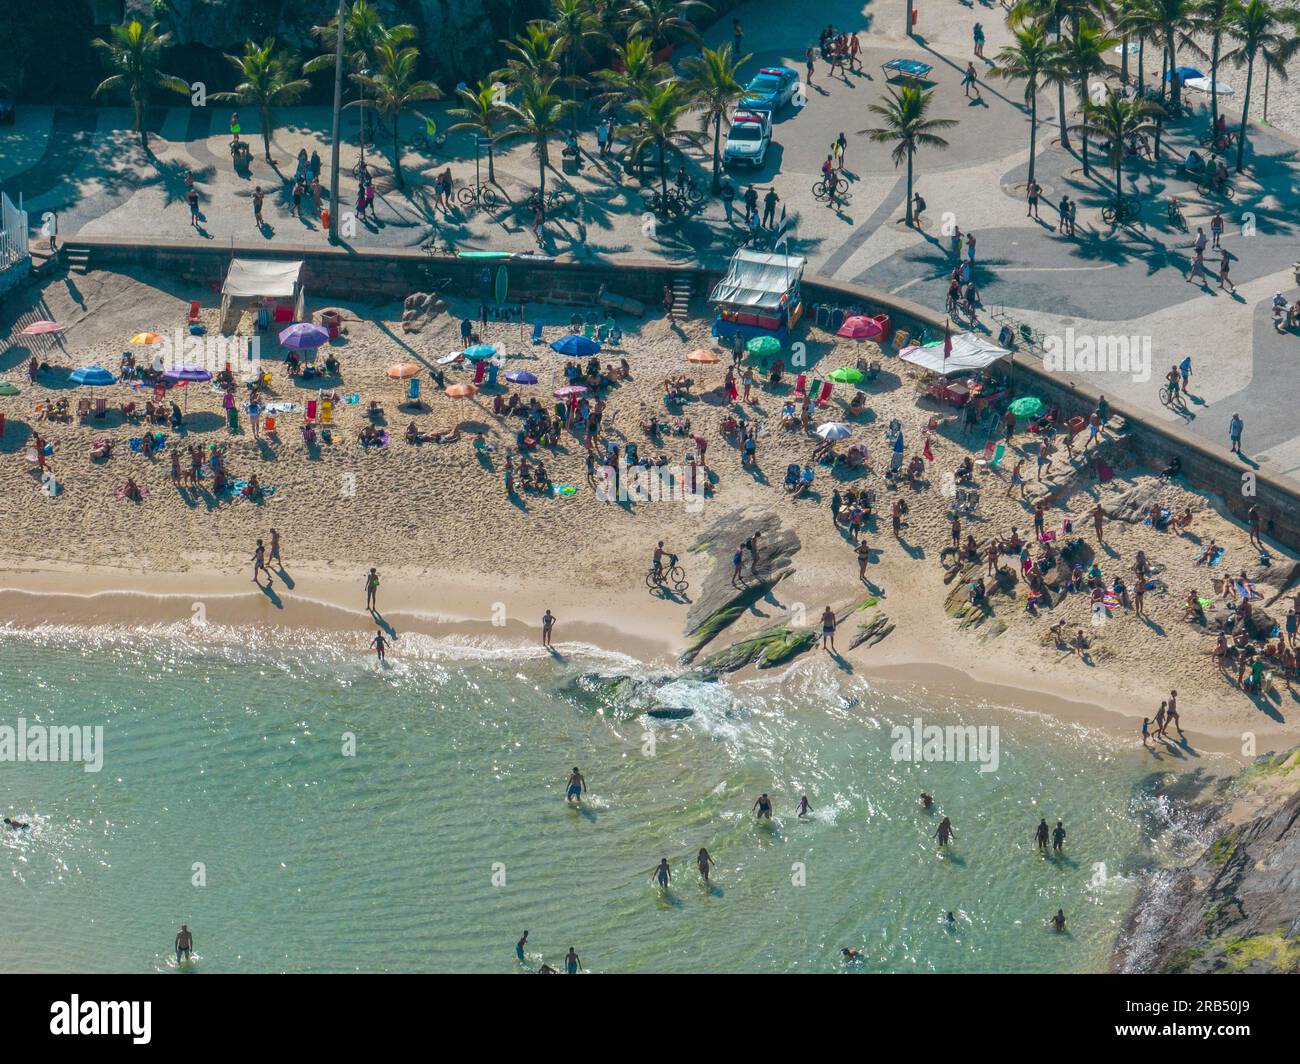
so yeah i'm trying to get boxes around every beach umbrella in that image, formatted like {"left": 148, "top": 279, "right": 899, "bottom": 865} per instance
{"left": 746, "top": 335, "right": 781, "bottom": 357}
{"left": 828, "top": 366, "right": 864, "bottom": 384}
{"left": 836, "top": 315, "right": 885, "bottom": 340}
{"left": 463, "top": 343, "right": 498, "bottom": 362}
{"left": 162, "top": 365, "right": 211, "bottom": 410}
{"left": 1167, "top": 66, "right": 1205, "bottom": 82}
{"left": 386, "top": 363, "right": 420, "bottom": 380}
{"left": 70, "top": 365, "right": 117, "bottom": 386}
{"left": 550, "top": 334, "right": 601, "bottom": 357}
{"left": 0, "top": 381, "right": 19, "bottom": 396}
{"left": 687, "top": 349, "right": 719, "bottom": 363}
{"left": 445, "top": 383, "right": 477, "bottom": 399}
{"left": 130, "top": 332, "right": 164, "bottom": 345}
{"left": 1184, "top": 76, "right": 1233, "bottom": 96}
{"left": 554, "top": 385, "right": 587, "bottom": 398}
{"left": 815, "top": 422, "right": 853, "bottom": 441}
{"left": 20, "top": 320, "right": 63, "bottom": 336}
{"left": 505, "top": 370, "right": 538, "bottom": 384}
{"left": 278, "top": 322, "right": 330, "bottom": 349}
{"left": 1009, "top": 396, "right": 1044, "bottom": 417}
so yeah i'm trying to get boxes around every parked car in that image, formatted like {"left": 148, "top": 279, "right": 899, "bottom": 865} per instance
{"left": 739, "top": 66, "right": 799, "bottom": 114}
{"left": 0, "top": 87, "right": 15, "bottom": 126}
{"left": 723, "top": 109, "right": 772, "bottom": 168}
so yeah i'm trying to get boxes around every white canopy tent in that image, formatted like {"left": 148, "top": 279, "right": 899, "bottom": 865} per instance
{"left": 709, "top": 248, "right": 805, "bottom": 310}
{"left": 220, "top": 258, "right": 305, "bottom": 332}
{"left": 899, "top": 333, "right": 1009, "bottom": 376}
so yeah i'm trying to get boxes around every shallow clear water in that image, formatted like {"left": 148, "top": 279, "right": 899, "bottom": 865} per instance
{"left": 0, "top": 627, "right": 1211, "bottom": 973}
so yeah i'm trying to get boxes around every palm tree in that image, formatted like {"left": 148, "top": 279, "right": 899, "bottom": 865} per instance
{"left": 1061, "top": 19, "right": 1118, "bottom": 176}
{"left": 349, "top": 44, "right": 442, "bottom": 187}
{"left": 682, "top": 44, "right": 749, "bottom": 193}
{"left": 862, "top": 85, "right": 957, "bottom": 226}
{"left": 449, "top": 81, "right": 504, "bottom": 183}
{"left": 1191, "top": 0, "right": 1232, "bottom": 131}
{"left": 210, "top": 40, "right": 311, "bottom": 162}
{"left": 620, "top": 82, "right": 703, "bottom": 198}
{"left": 1073, "top": 90, "right": 1160, "bottom": 210}
{"left": 1011, "top": 0, "right": 1077, "bottom": 149}
{"left": 543, "top": 0, "right": 606, "bottom": 138}
{"left": 498, "top": 74, "right": 573, "bottom": 215}
{"left": 90, "top": 19, "right": 189, "bottom": 150}
{"left": 593, "top": 37, "right": 671, "bottom": 116}
{"left": 304, "top": 1, "right": 418, "bottom": 150}
{"left": 1221, "top": 0, "right": 1300, "bottom": 171}
{"left": 992, "top": 25, "right": 1070, "bottom": 185}
{"left": 1116, "top": 0, "right": 1160, "bottom": 99}
{"left": 1147, "top": 0, "right": 1204, "bottom": 108}
{"left": 620, "top": 0, "right": 713, "bottom": 51}
{"left": 497, "top": 24, "right": 563, "bottom": 85}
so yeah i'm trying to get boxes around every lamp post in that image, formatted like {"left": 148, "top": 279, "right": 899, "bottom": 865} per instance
{"left": 328, "top": 0, "right": 345, "bottom": 244}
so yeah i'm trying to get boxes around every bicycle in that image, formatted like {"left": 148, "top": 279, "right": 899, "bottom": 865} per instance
{"left": 457, "top": 183, "right": 499, "bottom": 210}
{"left": 674, "top": 176, "right": 705, "bottom": 206}
{"left": 1100, "top": 196, "right": 1142, "bottom": 226}
{"left": 812, "top": 175, "right": 849, "bottom": 200}
{"left": 1196, "top": 175, "right": 1235, "bottom": 200}
{"left": 350, "top": 156, "right": 371, "bottom": 182}
{"left": 646, "top": 563, "right": 689, "bottom": 594}
{"left": 1158, "top": 381, "right": 1182, "bottom": 408}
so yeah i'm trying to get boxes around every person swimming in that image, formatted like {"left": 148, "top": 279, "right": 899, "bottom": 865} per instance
{"left": 920, "top": 792, "right": 933, "bottom": 810}
{"left": 516, "top": 930, "right": 528, "bottom": 962}
{"left": 1035, "top": 818, "right": 1049, "bottom": 850}
{"left": 797, "top": 795, "right": 813, "bottom": 818}
{"left": 1051, "top": 909, "right": 1067, "bottom": 932}
{"left": 697, "top": 848, "right": 715, "bottom": 881}
{"left": 935, "top": 816, "right": 955, "bottom": 847}
{"left": 3, "top": 817, "right": 29, "bottom": 830}
{"left": 752, "top": 793, "right": 772, "bottom": 819}
{"left": 564, "top": 767, "right": 586, "bottom": 804}
{"left": 840, "top": 947, "right": 863, "bottom": 962}
{"left": 653, "top": 857, "right": 671, "bottom": 888}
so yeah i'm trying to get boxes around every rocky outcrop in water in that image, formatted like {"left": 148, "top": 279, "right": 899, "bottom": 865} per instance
{"left": 1117, "top": 747, "right": 1300, "bottom": 973}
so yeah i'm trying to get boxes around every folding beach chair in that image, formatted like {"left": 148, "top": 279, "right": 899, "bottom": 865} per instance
{"left": 610, "top": 326, "right": 622, "bottom": 347}
{"left": 263, "top": 415, "right": 277, "bottom": 434}
{"left": 531, "top": 320, "right": 544, "bottom": 344}
{"left": 583, "top": 322, "right": 596, "bottom": 339}
{"left": 816, "top": 381, "right": 832, "bottom": 406}
{"left": 322, "top": 399, "right": 333, "bottom": 424}
{"left": 94, "top": 398, "right": 107, "bottom": 418}
{"left": 795, "top": 374, "right": 807, "bottom": 396}
{"left": 188, "top": 300, "right": 201, "bottom": 324}
{"left": 306, "top": 399, "right": 318, "bottom": 422}
{"left": 598, "top": 324, "right": 610, "bottom": 342}
{"left": 273, "top": 304, "right": 293, "bottom": 324}
{"left": 77, "top": 398, "right": 92, "bottom": 420}
{"left": 153, "top": 384, "right": 166, "bottom": 402}
{"left": 989, "top": 443, "right": 1005, "bottom": 470}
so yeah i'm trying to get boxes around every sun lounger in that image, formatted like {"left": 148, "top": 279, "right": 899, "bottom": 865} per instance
{"left": 882, "top": 58, "right": 933, "bottom": 82}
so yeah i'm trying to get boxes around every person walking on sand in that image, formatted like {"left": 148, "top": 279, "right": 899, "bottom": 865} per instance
{"left": 1154, "top": 700, "right": 1168, "bottom": 740}
{"left": 251, "top": 538, "right": 271, "bottom": 587}
{"left": 268, "top": 528, "right": 282, "bottom": 569}
{"left": 857, "top": 539, "right": 871, "bottom": 582}
{"left": 1091, "top": 504, "right": 1106, "bottom": 544}
{"left": 370, "top": 629, "right": 389, "bottom": 662}
{"left": 820, "top": 606, "right": 837, "bottom": 652}
{"left": 542, "top": 608, "right": 556, "bottom": 647}
{"left": 1166, "top": 691, "right": 1184, "bottom": 739}
{"left": 973, "top": 22, "right": 986, "bottom": 58}
{"left": 365, "top": 567, "right": 380, "bottom": 611}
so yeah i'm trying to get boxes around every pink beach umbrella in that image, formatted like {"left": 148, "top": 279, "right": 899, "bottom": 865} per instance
{"left": 553, "top": 385, "right": 587, "bottom": 398}
{"left": 20, "top": 320, "right": 64, "bottom": 336}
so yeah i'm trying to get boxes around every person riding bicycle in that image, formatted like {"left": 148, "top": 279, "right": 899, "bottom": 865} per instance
{"left": 1167, "top": 195, "right": 1184, "bottom": 227}
{"left": 652, "top": 540, "right": 678, "bottom": 578}
{"left": 821, "top": 154, "right": 837, "bottom": 205}
{"left": 675, "top": 165, "right": 688, "bottom": 193}
{"left": 1212, "top": 157, "right": 1229, "bottom": 192}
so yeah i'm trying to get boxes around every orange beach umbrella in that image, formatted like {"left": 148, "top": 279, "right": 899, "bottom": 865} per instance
{"left": 687, "top": 349, "right": 720, "bottom": 363}
{"left": 386, "top": 363, "right": 420, "bottom": 379}
{"left": 445, "top": 383, "right": 477, "bottom": 399}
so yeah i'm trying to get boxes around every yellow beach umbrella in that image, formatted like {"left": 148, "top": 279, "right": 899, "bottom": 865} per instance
{"left": 130, "top": 332, "right": 164, "bottom": 345}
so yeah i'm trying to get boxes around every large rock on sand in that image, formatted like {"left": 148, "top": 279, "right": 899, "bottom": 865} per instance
{"left": 401, "top": 292, "right": 449, "bottom": 334}
{"left": 679, "top": 506, "right": 800, "bottom": 664}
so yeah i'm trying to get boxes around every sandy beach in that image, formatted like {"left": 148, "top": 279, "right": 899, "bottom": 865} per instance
{"left": 3, "top": 266, "right": 1297, "bottom": 761}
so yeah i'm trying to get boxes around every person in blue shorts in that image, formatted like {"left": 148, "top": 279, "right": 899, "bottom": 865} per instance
{"left": 516, "top": 930, "right": 528, "bottom": 961}
{"left": 564, "top": 767, "right": 586, "bottom": 803}
{"left": 564, "top": 946, "right": 581, "bottom": 974}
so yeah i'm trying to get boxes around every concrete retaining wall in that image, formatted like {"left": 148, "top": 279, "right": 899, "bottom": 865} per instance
{"left": 67, "top": 236, "right": 1296, "bottom": 551}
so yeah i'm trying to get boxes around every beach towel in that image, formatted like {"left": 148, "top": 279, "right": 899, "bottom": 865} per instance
{"left": 264, "top": 402, "right": 302, "bottom": 414}
{"left": 553, "top": 484, "right": 577, "bottom": 497}
{"left": 231, "top": 480, "right": 277, "bottom": 498}
{"left": 344, "top": 394, "right": 361, "bottom": 404}
{"left": 1235, "top": 579, "right": 1259, "bottom": 600}
{"left": 361, "top": 432, "right": 390, "bottom": 448}
{"left": 114, "top": 484, "right": 150, "bottom": 501}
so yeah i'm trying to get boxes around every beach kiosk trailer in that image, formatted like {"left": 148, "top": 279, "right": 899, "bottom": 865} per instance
{"left": 709, "top": 247, "right": 805, "bottom": 344}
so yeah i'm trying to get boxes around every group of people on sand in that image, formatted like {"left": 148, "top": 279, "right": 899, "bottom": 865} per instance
{"left": 1142, "top": 691, "right": 1186, "bottom": 747}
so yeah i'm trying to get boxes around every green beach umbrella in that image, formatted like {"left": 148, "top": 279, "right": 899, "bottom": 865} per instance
{"left": 828, "top": 367, "right": 864, "bottom": 384}
{"left": 746, "top": 335, "right": 781, "bottom": 357}
{"left": 0, "top": 381, "right": 20, "bottom": 396}
{"left": 1009, "top": 396, "right": 1044, "bottom": 418}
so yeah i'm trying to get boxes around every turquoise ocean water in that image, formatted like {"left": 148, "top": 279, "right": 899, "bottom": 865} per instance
{"left": 0, "top": 627, "right": 1215, "bottom": 973}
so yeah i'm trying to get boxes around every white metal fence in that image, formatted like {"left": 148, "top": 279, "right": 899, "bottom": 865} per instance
{"left": 0, "top": 191, "right": 30, "bottom": 273}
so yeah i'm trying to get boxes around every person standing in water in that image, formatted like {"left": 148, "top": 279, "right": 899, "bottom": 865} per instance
{"left": 1052, "top": 820, "right": 1066, "bottom": 854}
{"left": 365, "top": 568, "right": 380, "bottom": 612}
{"left": 797, "top": 795, "right": 813, "bottom": 818}
{"left": 564, "top": 767, "right": 586, "bottom": 803}
{"left": 1035, "top": 818, "right": 1050, "bottom": 851}
{"left": 920, "top": 792, "right": 933, "bottom": 810}
{"left": 542, "top": 609, "right": 556, "bottom": 647}
{"left": 652, "top": 857, "right": 671, "bottom": 889}
{"left": 697, "top": 848, "right": 716, "bottom": 881}
{"left": 752, "top": 793, "right": 772, "bottom": 819}
{"left": 515, "top": 931, "right": 529, "bottom": 961}
{"left": 370, "top": 630, "right": 389, "bottom": 662}
{"left": 936, "top": 816, "right": 955, "bottom": 847}
{"left": 175, "top": 924, "right": 193, "bottom": 964}
{"left": 564, "top": 946, "right": 581, "bottom": 974}
{"left": 1051, "top": 910, "right": 1067, "bottom": 932}
{"left": 946, "top": 911, "right": 956, "bottom": 930}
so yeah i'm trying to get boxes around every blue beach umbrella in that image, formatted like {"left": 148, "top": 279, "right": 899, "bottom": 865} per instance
{"left": 505, "top": 370, "right": 538, "bottom": 384}
{"left": 550, "top": 333, "right": 601, "bottom": 357}
{"left": 70, "top": 365, "right": 116, "bottom": 386}
{"left": 463, "top": 343, "right": 498, "bottom": 362}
